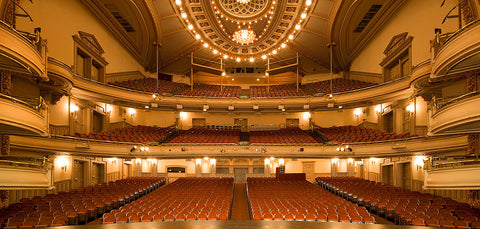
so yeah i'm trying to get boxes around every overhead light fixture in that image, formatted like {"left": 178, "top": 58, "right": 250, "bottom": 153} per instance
{"left": 232, "top": 29, "right": 256, "bottom": 45}
{"left": 176, "top": 104, "right": 183, "bottom": 110}
{"left": 303, "top": 104, "right": 310, "bottom": 110}
{"left": 228, "top": 105, "right": 235, "bottom": 111}
{"left": 203, "top": 104, "right": 209, "bottom": 111}
{"left": 253, "top": 105, "right": 259, "bottom": 110}
{"left": 278, "top": 105, "right": 285, "bottom": 110}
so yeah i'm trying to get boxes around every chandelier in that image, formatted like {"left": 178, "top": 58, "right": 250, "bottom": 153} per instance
{"left": 236, "top": 0, "right": 251, "bottom": 4}
{"left": 232, "top": 29, "right": 256, "bottom": 45}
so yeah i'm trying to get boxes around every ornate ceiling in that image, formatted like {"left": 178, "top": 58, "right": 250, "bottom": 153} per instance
{"left": 172, "top": 0, "right": 313, "bottom": 61}
{"left": 81, "top": 0, "right": 406, "bottom": 76}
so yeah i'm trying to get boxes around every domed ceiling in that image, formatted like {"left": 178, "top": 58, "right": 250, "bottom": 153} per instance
{"left": 173, "top": 0, "right": 313, "bottom": 61}
{"left": 81, "top": 0, "right": 406, "bottom": 75}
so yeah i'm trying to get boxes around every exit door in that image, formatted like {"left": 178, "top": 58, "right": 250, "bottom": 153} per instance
{"left": 234, "top": 168, "right": 248, "bottom": 183}
{"left": 73, "top": 160, "right": 86, "bottom": 189}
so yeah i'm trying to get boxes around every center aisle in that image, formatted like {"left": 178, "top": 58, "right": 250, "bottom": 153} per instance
{"left": 230, "top": 183, "right": 250, "bottom": 220}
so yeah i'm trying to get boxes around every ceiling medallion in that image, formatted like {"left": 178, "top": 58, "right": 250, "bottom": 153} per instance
{"left": 218, "top": 0, "right": 269, "bottom": 20}
{"left": 233, "top": 29, "right": 256, "bottom": 45}
{"left": 174, "top": 0, "right": 314, "bottom": 61}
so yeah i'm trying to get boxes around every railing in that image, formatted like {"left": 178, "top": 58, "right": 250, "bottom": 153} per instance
{"left": 432, "top": 91, "right": 480, "bottom": 112}
{"left": 430, "top": 158, "right": 480, "bottom": 170}
{"left": 0, "top": 93, "right": 45, "bottom": 112}
{"left": 51, "top": 135, "right": 146, "bottom": 146}
{"left": 0, "top": 157, "right": 48, "bottom": 169}
{"left": 432, "top": 18, "right": 480, "bottom": 57}
{"left": 0, "top": 20, "right": 39, "bottom": 47}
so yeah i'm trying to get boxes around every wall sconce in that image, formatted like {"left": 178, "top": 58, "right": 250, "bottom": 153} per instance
{"left": 264, "top": 158, "right": 271, "bottom": 165}
{"left": 147, "top": 158, "right": 157, "bottom": 166}
{"left": 374, "top": 105, "right": 382, "bottom": 114}
{"left": 278, "top": 159, "right": 285, "bottom": 166}
{"left": 128, "top": 108, "right": 136, "bottom": 117}
{"left": 415, "top": 156, "right": 426, "bottom": 171}
{"left": 354, "top": 108, "right": 364, "bottom": 118}
{"left": 210, "top": 158, "right": 216, "bottom": 166}
{"left": 406, "top": 103, "right": 415, "bottom": 113}
{"left": 302, "top": 112, "right": 311, "bottom": 120}
{"left": 109, "top": 158, "right": 117, "bottom": 164}
{"left": 106, "top": 104, "right": 113, "bottom": 114}
{"left": 56, "top": 157, "right": 69, "bottom": 172}
{"left": 347, "top": 158, "right": 354, "bottom": 164}
{"left": 179, "top": 111, "right": 187, "bottom": 120}
{"left": 135, "top": 158, "right": 141, "bottom": 165}
{"left": 331, "top": 158, "right": 339, "bottom": 165}
{"left": 196, "top": 159, "right": 202, "bottom": 166}
{"left": 70, "top": 103, "right": 79, "bottom": 113}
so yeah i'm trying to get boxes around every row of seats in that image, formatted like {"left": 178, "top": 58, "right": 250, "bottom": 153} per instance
{"left": 109, "top": 78, "right": 376, "bottom": 98}
{"left": 250, "top": 84, "right": 307, "bottom": 98}
{"left": 247, "top": 178, "right": 376, "bottom": 223}
{"left": 314, "top": 125, "right": 415, "bottom": 143}
{"left": 250, "top": 127, "right": 319, "bottom": 145}
{"left": 303, "top": 78, "right": 376, "bottom": 94}
{"left": 1, "top": 177, "right": 165, "bottom": 228}
{"left": 102, "top": 177, "right": 233, "bottom": 223}
{"left": 167, "top": 127, "right": 240, "bottom": 144}
{"left": 73, "top": 126, "right": 176, "bottom": 144}
{"left": 109, "top": 78, "right": 185, "bottom": 95}
{"left": 179, "top": 84, "right": 241, "bottom": 98}
{"left": 317, "top": 177, "right": 480, "bottom": 228}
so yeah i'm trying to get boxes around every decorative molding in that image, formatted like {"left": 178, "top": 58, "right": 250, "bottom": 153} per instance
{"left": 380, "top": 32, "right": 413, "bottom": 67}
{"left": 73, "top": 32, "right": 108, "bottom": 66}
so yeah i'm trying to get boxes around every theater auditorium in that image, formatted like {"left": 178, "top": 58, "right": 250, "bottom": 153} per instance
{"left": 0, "top": 0, "right": 479, "bottom": 228}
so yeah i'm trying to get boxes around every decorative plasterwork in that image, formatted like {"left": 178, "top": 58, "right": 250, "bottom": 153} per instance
{"left": 217, "top": 0, "right": 270, "bottom": 20}
{"left": 172, "top": 0, "right": 314, "bottom": 61}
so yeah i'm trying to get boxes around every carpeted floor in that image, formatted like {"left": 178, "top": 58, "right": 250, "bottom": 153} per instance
{"left": 230, "top": 183, "right": 250, "bottom": 220}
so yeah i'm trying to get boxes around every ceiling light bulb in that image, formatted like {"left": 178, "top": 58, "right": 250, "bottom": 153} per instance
{"left": 249, "top": 57, "right": 254, "bottom": 62}
{"left": 236, "top": 57, "right": 241, "bottom": 62}
{"left": 188, "top": 24, "right": 193, "bottom": 30}
{"left": 195, "top": 34, "right": 201, "bottom": 40}
{"left": 261, "top": 55, "right": 267, "bottom": 60}
{"left": 295, "top": 24, "right": 301, "bottom": 30}
{"left": 175, "top": 0, "right": 182, "bottom": 6}
{"left": 203, "top": 43, "right": 209, "bottom": 48}
{"left": 237, "top": 0, "right": 251, "bottom": 3}
{"left": 272, "top": 50, "right": 277, "bottom": 54}
{"left": 222, "top": 72, "right": 226, "bottom": 76}
{"left": 181, "top": 13, "right": 187, "bottom": 18}
{"left": 306, "top": 0, "right": 312, "bottom": 6}
{"left": 257, "top": 78, "right": 260, "bottom": 81}
{"left": 213, "top": 49, "right": 218, "bottom": 54}
{"left": 281, "top": 43, "right": 286, "bottom": 48}
{"left": 288, "top": 34, "right": 294, "bottom": 40}
{"left": 223, "top": 54, "right": 228, "bottom": 59}
{"left": 301, "top": 13, "right": 307, "bottom": 19}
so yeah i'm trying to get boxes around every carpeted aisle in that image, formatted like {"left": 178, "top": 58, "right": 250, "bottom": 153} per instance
{"left": 230, "top": 183, "right": 250, "bottom": 220}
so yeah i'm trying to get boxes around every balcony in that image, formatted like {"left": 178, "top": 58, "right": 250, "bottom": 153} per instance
{"left": 431, "top": 19, "right": 480, "bottom": 79}
{"left": 0, "top": 21, "right": 47, "bottom": 80}
{"left": 430, "top": 91, "right": 480, "bottom": 135}
{"left": 0, "top": 93, "right": 48, "bottom": 136}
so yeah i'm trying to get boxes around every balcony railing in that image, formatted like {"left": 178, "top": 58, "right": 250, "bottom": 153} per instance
{"left": 0, "top": 93, "right": 45, "bottom": 112}
{"left": 432, "top": 91, "right": 480, "bottom": 112}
